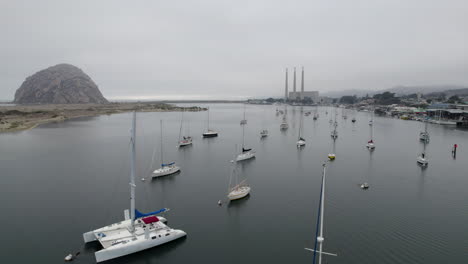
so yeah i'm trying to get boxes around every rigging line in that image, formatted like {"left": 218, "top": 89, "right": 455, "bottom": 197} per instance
{"left": 147, "top": 121, "right": 159, "bottom": 180}
{"left": 313, "top": 163, "right": 326, "bottom": 264}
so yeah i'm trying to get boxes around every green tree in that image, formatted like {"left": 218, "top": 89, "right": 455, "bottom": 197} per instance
{"left": 447, "top": 95, "right": 460, "bottom": 103}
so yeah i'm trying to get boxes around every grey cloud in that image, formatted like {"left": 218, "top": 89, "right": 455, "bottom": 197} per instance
{"left": 1, "top": 0, "right": 467, "bottom": 100}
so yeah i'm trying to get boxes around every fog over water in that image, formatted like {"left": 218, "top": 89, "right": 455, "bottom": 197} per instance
{"left": 2, "top": 0, "right": 468, "bottom": 100}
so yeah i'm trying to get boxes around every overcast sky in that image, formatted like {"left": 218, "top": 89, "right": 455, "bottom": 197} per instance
{"left": 1, "top": 0, "right": 467, "bottom": 100}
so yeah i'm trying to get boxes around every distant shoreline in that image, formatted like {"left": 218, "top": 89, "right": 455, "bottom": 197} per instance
{"left": 0, "top": 102, "right": 205, "bottom": 133}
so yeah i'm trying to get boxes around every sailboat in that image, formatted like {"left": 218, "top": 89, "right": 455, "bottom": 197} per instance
{"left": 313, "top": 106, "right": 319, "bottom": 120}
{"left": 227, "top": 155, "right": 250, "bottom": 200}
{"left": 419, "top": 119, "right": 430, "bottom": 142}
{"left": 240, "top": 104, "right": 247, "bottom": 125}
{"left": 202, "top": 107, "right": 218, "bottom": 138}
{"left": 260, "top": 108, "right": 268, "bottom": 138}
{"left": 178, "top": 109, "right": 192, "bottom": 147}
{"left": 433, "top": 110, "right": 456, "bottom": 125}
{"left": 417, "top": 131, "right": 429, "bottom": 166}
{"left": 297, "top": 108, "right": 306, "bottom": 147}
{"left": 237, "top": 116, "right": 255, "bottom": 161}
{"left": 280, "top": 106, "right": 289, "bottom": 130}
{"left": 83, "top": 112, "right": 186, "bottom": 263}
{"left": 366, "top": 117, "right": 375, "bottom": 150}
{"left": 330, "top": 108, "right": 338, "bottom": 139}
{"left": 305, "top": 162, "right": 337, "bottom": 263}
{"left": 153, "top": 120, "right": 180, "bottom": 177}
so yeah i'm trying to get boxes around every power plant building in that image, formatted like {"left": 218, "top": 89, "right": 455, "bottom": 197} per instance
{"left": 289, "top": 91, "right": 319, "bottom": 103}
{"left": 284, "top": 66, "right": 319, "bottom": 103}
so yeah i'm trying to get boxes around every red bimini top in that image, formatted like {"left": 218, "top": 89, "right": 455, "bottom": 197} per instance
{"left": 142, "top": 216, "right": 159, "bottom": 224}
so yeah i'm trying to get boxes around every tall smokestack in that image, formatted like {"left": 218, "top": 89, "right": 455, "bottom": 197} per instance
{"left": 293, "top": 67, "right": 296, "bottom": 98}
{"left": 284, "top": 68, "right": 288, "bottom": 100}
{"left": 300, "top": 66, "right": 304, "bottom": 100}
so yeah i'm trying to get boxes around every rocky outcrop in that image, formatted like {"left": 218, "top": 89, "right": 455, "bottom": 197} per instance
{"left": 14, "top": 64, "right": 108, "bottom": 104}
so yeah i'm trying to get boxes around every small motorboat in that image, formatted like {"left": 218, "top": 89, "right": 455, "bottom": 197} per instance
{"left": 328, "top": 153, "right": 336, "bottom": 161}
{"left": 360, "top": 182, "right": 369, "bottom": 189}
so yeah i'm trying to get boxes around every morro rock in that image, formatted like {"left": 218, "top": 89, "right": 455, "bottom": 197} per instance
{"left": 14, "top": 64, "right": 108, "bottom": 104}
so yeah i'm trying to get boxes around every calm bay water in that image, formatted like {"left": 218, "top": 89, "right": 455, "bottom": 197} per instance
{"left": 0, "top": 104, "right": 467, "bottom": 264}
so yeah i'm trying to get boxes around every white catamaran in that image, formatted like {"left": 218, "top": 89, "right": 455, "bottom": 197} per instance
{"left": 83, "top": 112, "right": 186, "bottom": 262}
{"left": 153, "top": 120, "right": 180, "bottom": 177}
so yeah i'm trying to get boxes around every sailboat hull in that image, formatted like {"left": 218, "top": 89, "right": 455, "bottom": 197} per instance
{"left": 228, "top": 186, "right": 251, "bottom": 200}
{"left": 178, "top": 140, "right": 193, "bottom": 147}
{"left": 152, "top": 166, "right": 180, "bottom": 177}
{"left": 297, "top": 140, "right": 306, "bottom": 147}
{"left": 236, "top": 151, "right": 255, "bottom": 161}
{"left": 417, "top": 157, "right": 428, "bottom": 166}
{"left": 366, "top": 143, "right": 375, "bottom": 149}
{"left": 202, "top": 132, "right": 218, "bottom": 138}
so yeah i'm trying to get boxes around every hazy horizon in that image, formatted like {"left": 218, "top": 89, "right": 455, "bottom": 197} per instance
{"left": 2, "top": 0, "right": 468, "bottom": 101}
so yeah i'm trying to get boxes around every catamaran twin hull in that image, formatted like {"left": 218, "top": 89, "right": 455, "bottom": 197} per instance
{"left": 83, "top": 217, "right": 186, "bottom": 262}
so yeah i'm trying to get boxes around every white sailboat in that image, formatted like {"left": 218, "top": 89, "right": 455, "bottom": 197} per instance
{"left": 419, "top": 119, "right": 430, "bottom": 142}
{"left": 227, "top": 157, "right": 250, "bottom": 201}
{"left": 153, "top": 120, "right": 180, "bottom": 177}
{"left": 366, "top": 114, "right": 375, "bottom": 150}
{"left": 260, "top": 107, "right": 268, "bottom": 138}
{"left": 433, "top": 110, "right": 456, "bottom": 125}
{"left": 240, "top": 104, "right": 247, "bottom": 125}
{"left": 330, "top": 108, "right": 338, "bottom": 139}
{"left": 178, "top": 109, "right": 192, "bottom": 147}
{"left": 369, "top": 109, "right": 374, "bottom": 126}
{"left": 280, "top": 106, "right": 289, "bottom": 130}
{"left": 305, "top": 162, "right": 337, "bottom": 263}
{"left": 237, "top": 114, "right": 255, "bottom": 161}
{"left": 297, "top": 107, "right": 306, "bottom": 147}
{"left": 417, "top": 136, "right": 429, "bottom": 166}
{"left": 83, "top": 112, "right": 186, "bottom": 263}
{"left": 202, "top": 107, "right": 218, "bottom": 137}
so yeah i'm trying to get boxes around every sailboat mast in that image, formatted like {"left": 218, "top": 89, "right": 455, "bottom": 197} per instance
{"left": 178, "top": 110, "right": 184, "bottom": 142}
{"left": 160, "top": 120, "right": 163, "bottom": 165}
{"left": 242, "top": 122, "right": 245, "bottom": 149}
{"left": 318, "top": 163, "right": 327, "bottom": 264}
{"left": 130, "top": 112, "right": 136, "bottom": 230}
{"left": 243, "top": 104, "right": 246, "bottom": 121}
{"left": 207, "top": 107, "right": 210, "bottom": 130}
